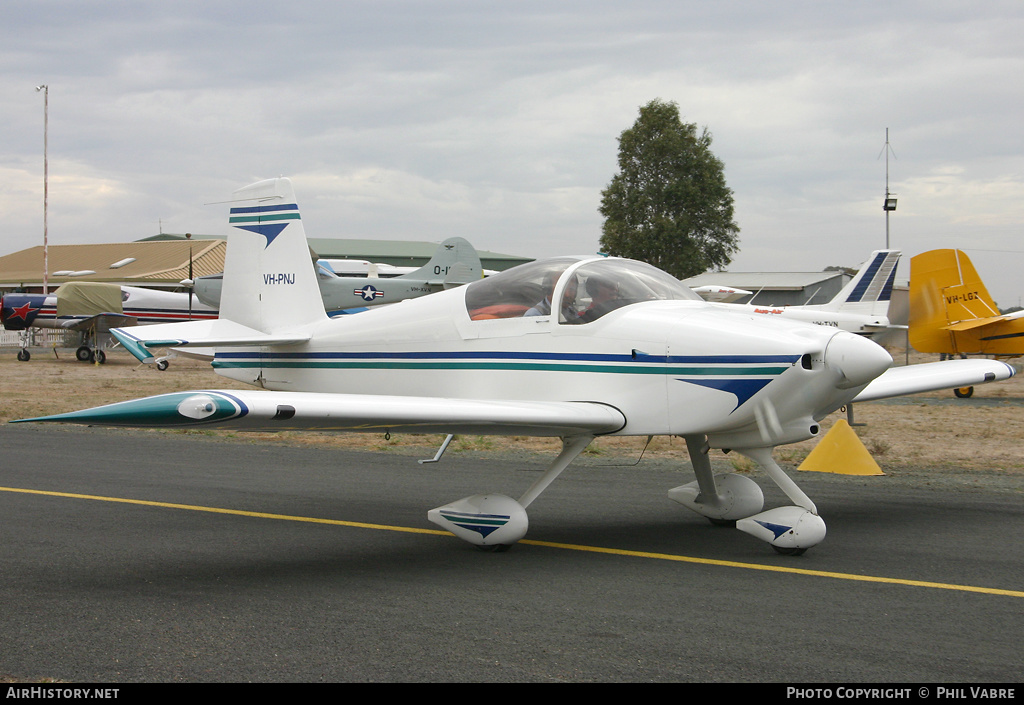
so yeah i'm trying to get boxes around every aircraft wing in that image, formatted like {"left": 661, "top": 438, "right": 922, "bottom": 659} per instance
{"left": 851, "top": 359, "right": 1015, "bottom": 403}
{"left": 13, "top": 390, "right": 627, "bottom": 438}
{"left": 112, "top": 320, "right": 311, "bottom": 362}
{"left": 61, "top": 313, "right": 138, "bottom": 333}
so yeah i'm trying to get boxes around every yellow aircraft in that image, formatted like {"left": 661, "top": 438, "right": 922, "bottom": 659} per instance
{"left": 909, "top": 248, "right": 1024, "bottom": 396}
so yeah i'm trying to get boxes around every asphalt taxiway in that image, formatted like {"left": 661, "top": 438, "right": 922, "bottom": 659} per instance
{"left": 1, "top": 423, "right": 1021, "bottom": 683}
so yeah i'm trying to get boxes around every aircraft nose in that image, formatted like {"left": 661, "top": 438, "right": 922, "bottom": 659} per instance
{"left": 823, "top": 331, "right": 892, "bottom": 389}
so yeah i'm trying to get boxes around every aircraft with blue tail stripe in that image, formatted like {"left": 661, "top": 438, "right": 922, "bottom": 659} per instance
{"left": 702, "top": 249, "right": 902, "bottom": 337}
{"left": 14, "top": 178, "right": 1013, "bottom": 555}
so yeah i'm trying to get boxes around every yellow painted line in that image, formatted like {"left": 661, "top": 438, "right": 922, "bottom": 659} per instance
{"left": 4, "top": 485, "right": 1023, "bottom": 599}
{"left": 0, "top": 486, "right": 448, "bottom": 537}
{"left": 519, "top": 539, "right": 1024, "bottom": 598}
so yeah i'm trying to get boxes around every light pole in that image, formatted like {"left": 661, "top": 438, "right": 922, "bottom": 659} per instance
{"left": 881, "top": 128, "right": 897, "bottom": 249}
{"left": 36, "top": 84, "right": 49, "bottom": 295}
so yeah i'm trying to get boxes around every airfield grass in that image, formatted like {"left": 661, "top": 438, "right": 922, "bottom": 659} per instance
{"left": 2, "top": 345, "right": 1024, "bottom": 480}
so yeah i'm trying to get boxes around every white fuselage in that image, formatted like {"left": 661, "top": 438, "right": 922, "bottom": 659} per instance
{"left": 707, "top": 302, "right": 889, "bottom": 336}
{"left": 211, "top": 284, "right": 879, "bottom": 448}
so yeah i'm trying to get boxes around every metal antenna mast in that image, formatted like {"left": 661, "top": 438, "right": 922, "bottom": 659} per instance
{"left": 880, "top": 128, "right": 897, "bottom": 249}
{"left": 36, "top": 85, "right": 49, "bottom": 294}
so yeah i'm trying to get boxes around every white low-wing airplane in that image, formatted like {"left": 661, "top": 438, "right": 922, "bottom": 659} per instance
{"left": 700, "top": 249, "right": 902, "bottom": 337}
{"left": 15, "top": 178, "right": 1013, "bottom": 555}
{"left": 690, "top": 284, "right": 752, "bottom": 303}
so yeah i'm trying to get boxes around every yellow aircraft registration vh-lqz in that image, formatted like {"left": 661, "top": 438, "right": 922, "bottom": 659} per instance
{"left": 15, "top": 178, "right": 1015, "bottom": 555}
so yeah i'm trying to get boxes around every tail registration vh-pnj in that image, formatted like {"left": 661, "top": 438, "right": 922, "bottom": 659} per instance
{"left": 15, "top": 178, "right": 1014, "bottom": 554}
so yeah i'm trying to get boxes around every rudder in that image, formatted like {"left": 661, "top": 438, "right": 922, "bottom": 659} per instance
{"left": 909, "top": 249, "right": 999, "bottom": 354}
{"left": 822, "top": 250, "right": 900, "bottom": 315}
{"left": 222, "top": 178, "right": 326, "bottom": 333}
{"left": 402, "top": 236, "right": 483, "bottom": 287}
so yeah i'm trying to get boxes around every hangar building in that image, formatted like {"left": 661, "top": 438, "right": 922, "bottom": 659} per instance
{"left": 0, "top": 235, "right": 532, "bottom": 294}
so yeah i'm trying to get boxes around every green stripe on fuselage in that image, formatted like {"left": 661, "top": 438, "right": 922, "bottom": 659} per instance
{"left": 210, "top": 359, "right": 789, "bottom": 376}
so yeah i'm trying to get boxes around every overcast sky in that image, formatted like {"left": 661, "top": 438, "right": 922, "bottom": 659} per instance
{"left": 3, "top": 2, "right": 1023, "bottom": 305}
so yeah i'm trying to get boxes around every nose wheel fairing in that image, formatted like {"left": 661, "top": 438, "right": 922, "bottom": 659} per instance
{"left": 669, "top": 435, "right": 828, "bottom": 553}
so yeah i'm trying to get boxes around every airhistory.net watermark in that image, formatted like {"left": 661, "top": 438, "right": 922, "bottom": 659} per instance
{"left": 5, "top": 688, "right": 119, "bottom": 699}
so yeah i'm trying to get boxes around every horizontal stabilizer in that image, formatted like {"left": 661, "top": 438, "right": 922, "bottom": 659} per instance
{"left": 112, "top": 320, "right": 310, "bottom": 363}
{"left": 944, "top": 316, "right": 1007, "bottom": 332}
{"left": 852, "top": 359, "right": 1015, "bottom": 403}
{"left": 14, "top": 390, "right": 627, "bottom": 438}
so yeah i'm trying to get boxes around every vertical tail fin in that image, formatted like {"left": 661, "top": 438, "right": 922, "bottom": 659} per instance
{"left": 908, "top": 249, "right": 1001, "bottom": 353}
{"left": 400, "top": 236, "right": 484, "bottom": 288}
{"left": 819, "top": 250, "right": 900, "bottom": 314}
{"left": 222, "top": 178, "right": 326, "bottom": 332}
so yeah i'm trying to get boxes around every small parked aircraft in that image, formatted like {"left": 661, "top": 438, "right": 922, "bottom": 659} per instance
{"left": 908, "top": 248, "right": 1024, "bottom": 398}
{"left": 690, "top": 285, "right": 752, "bottom": 303}
{"left": 16, "top": 178, "right": 1013, "bottom": 555}
{"left": 702, "top": 250, "right": 901, "bottom": 338}
{"left": 191, "top": 236, "right": 483, "bottom": 315}
{"left": 909, "top": 248, "right": 1024, "bottom": 357}
{"left": 0, "top": 282, "right": 217, "bottom": 363}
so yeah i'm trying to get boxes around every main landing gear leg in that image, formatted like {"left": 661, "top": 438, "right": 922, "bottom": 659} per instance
{"left": 16, "top": 331, "right": 31, "bottom": 361}
{"left": 427, "top": 434, "right": 594, "bottom": 550}
{"left": 668, "top": 434, "right": 765, "bottom": 525}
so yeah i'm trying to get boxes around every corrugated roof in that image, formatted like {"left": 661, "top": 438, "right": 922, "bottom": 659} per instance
{"left": 0, "top": 240, "right": 226, "bottom": 287}
{"left": 0, "top": 235, "right": 532, "bottom": 289}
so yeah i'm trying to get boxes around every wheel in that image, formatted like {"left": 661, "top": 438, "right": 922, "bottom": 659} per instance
{"left": 76, "top": 346, "right": 91, "bottom": 361}
{"left": 772, "top": 545, "right": 807, "bottom": 556}
{"left": 17, "top": 349, "right": 30, "bottom": 362}
{"left": 156, "top": 359, "right": 169, "bottom": 371}
{"left": 476, "top": 544, "right": 511, "bottom": 553}
{"left": 954, "top": 386, "right": 974, "bottom": 399}
{"left": 96, "top": 350, "right": 106, "bottom": 364}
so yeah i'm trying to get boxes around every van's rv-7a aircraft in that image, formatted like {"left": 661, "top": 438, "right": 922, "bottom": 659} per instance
{"left": 701, "top": 249, "right": 901, "bottom": 338}
{"left": 15, "top": 178, "right": 1013, "bottom": 555}
{"left": 0, "top": 283, "right": 217, "bottom": 364}
{"left": 191, "top": 236, "right": 483, "bottom": 315}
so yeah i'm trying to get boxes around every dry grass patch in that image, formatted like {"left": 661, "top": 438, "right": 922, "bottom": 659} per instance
{"left": 2, "top": 346, "right": 1023, "bottom": 477}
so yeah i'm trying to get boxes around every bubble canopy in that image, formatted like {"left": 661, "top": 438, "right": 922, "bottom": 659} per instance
{"left": 465, "top": 256, "right": 702, "bottom": 323}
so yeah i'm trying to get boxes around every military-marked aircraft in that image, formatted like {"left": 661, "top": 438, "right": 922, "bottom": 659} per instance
{"left": 15, "top": 178, "right": 1013, "bottom": 555}
{"left": 702, "top": 250, "right": 902, "bottom": 338}
{"left": 192, "top": 236, "right": 483, "bottom": 315}
{"left": 0, "top": 282, "right": 217, "bottom": 363}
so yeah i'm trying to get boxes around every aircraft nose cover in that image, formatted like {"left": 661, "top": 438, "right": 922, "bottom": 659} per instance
{"left": 825, "top": 332, "right": 892, "bottom": 389}
{"left": 1, "top": 295, "right": 44, "bottom": 330}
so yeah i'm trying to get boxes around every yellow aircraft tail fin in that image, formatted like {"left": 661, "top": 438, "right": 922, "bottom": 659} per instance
{"left": 909, "top": 249, "right": 1002, "bottom": 354}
